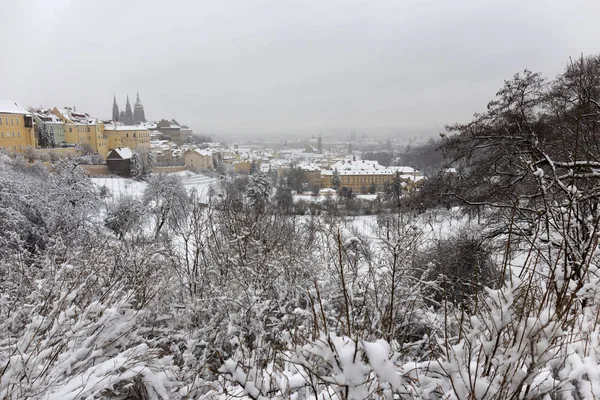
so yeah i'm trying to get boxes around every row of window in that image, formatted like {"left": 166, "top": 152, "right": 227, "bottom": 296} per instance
{"left": 332, "top": 176, "right": 393, "bottom": 184}
{"left": 0, "top": 131, "right": 21, "bottom": 138}
{"left": 67, "top": 126, "right": 97, "bottom": 133}
{"left": 0, "top": 145, "right": 23, "bottom": 150}
{"left": 0, "top": 117, "right": 20, "bottom": 126}
{"left": 125, "top": 132, "right": 150, "bottom": 138}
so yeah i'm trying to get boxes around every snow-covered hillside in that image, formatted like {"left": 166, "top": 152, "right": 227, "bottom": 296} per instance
{"left": 92, "top": 171, "right": 217, "bottom": 202}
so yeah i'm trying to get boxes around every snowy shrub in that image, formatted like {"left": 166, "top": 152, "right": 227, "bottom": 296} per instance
{"left": 0, "top": 245, "right": 178, "bottom": 400}
{"left": 413, "top": 232, "right": 500, "bottom": 309}
{"left": 246, "top": 172, "right": 272, "bottom": 211}
{"left": 218, "top": 332, "right": 445, "bottom": 399}
{"left": 130, "top": 149, "right": 154, "bottom": 180}
{"left": 143, "top": 174, "right": 189, "bottom": 238}
{"left": 104, "top": 195, "right": 146, "bottom": 239}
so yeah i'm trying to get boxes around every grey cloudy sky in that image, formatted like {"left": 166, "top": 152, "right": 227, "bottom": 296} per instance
{"left": 2, "top": 0, "right": 599, "bottom": 137}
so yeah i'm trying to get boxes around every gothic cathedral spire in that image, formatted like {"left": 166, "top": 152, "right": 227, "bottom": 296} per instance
{"left": 125, "top": 95, "right": 134, "bottom": 125}
{"left": 133, "top": 92, "right": 146, "bottom": 124}
{"left": 112, "top": 95, "right": 120, "bottom": 122}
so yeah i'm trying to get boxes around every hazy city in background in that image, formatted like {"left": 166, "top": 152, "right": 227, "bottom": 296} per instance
{"left": 3, "top": 0, "right": 599, "bottom": 143}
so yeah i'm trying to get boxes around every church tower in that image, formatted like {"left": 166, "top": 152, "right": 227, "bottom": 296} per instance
{"left": 133, "top": 92, "right": 146, "bottom": 124}
{"left": 317, "top": 134, "right": 323, "bottom": 153}
{"left": 112, "top": 95, "right": 120, "bottom": 122}
{"left": 124, "top": 95, "right": 134, "bottom": 125}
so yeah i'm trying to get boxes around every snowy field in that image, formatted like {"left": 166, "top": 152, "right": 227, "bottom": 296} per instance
{"left": 338, "top": 208, "right": 478, "bottom": 243}
{"left": 92, "top": 171, "right": 218, "bottom": 202}
{"left": 294, "top": 193, "right": 378, "bottom": 202}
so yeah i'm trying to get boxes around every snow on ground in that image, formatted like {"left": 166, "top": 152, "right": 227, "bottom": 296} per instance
{"left": 92, "top": 177, "right": 147, "bottom": 198}
{"left": 357, "top": 194, "right": 378, "bottom": 201}
{"left": 294, "top": 194, "right": 336, "bottom": 203}
{"left": 339, "top": 208, "right": 480, "bottom": 245}
{"left": 293, "top": 193, "right": 378, "bottom": 203}
{"left": 92, "top": 171, "right": 218, "bottom": 202}
{"left": 179, "top": 172, "right": 218, "bottom": 201}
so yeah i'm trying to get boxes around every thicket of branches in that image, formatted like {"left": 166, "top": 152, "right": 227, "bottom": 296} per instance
{"left": 2, "top": 54, "right": 600, "bottom": 399}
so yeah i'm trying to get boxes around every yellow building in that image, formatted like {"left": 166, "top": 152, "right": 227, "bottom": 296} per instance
{"left": 233, "top": 160, "right": 253, "bottom": 174}
{"left": 297, "top": 164, "right": 322, "bottom": 188}
{"left": 184, "top": 149, "right": 213, "bottom": 171}
{"left": 0, "top": 101, "right": 37, "bottom": 153}
{"left": 220, "top": 150, "right": 239, "bottom": 165}
{"left": 53, "top": 107, "right": 109, "bottom": 159}
{"left": 103, "top": 125, "right": 151, "bottom": 152}
{"left": 107, "top": 134, "right": 122, "bottom": 151}
{"left": 321, "top": 159, "right": 423, "bottom": 192}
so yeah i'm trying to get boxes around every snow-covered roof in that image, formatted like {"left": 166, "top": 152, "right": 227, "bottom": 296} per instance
{"left": 0, "top": 100, "right": 30, "bottom": 115}
{"left": 297, "top": 163, "right": 321, "bottom": 171}
{"left": 260, "top": 163, "right": 271, "bottom": 173}
{"left": 157, "top": 123, "right": 180, "bottom": 129}
{"left": 34, "top": 112, "right": 63, "bottom": 124}
{"left": 54, "top": 108, "right": 70, "bottom": 120}
{"left": 270, "top": 159, "right": 290, "bottom": 167}
{"left": 142, "top": 122, "right": 158, "bottom": 129}
{"left": 55, "top": 107, "right": 99, "bottom": 125}
{"left": 389, "top": 166, "right": 416, "bottom": 173}
{"left": 321, "top": 159, "right": 419, "bottom": 176}
{"left": 150, "top": 140, "right": 175, "bottom": 150}
{"left": 193, "top": 148, "right": 212, "bottom": 157}
{"left": 109, "top": 147, "right": 133, "bottom": 159}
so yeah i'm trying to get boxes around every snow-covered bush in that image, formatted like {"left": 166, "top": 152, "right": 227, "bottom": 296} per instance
{"left": 246, "top": 172, "right": 272, "bottom": 211}
{"left": 413, "top": 232, "right": 500, "bottom": 309}
{"left": 0, "top": 272, "right": 176, "bottom": 399}
{"left": 104, "top": 195, "right": 146, "bottom": 240}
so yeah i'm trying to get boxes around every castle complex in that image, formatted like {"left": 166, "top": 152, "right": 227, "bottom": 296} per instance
{"left": 112, "top": 92, "right": 146, "bottom": 125}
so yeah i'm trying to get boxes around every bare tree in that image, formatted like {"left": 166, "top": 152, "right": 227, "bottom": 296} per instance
{"left": 443, "top": 55, "right": 600, "bottom": 312}
{"left": 143, "top": 174, "right": 189, "bottom": 239}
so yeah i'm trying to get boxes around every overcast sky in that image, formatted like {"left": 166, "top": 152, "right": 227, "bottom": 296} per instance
{"left": 2, "top": 0, "right": 599, "bottom": 137}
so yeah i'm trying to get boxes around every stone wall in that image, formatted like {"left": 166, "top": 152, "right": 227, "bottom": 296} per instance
{"left": 36, "top": 147, "right": 78, "bottom": 157}
{"left": 81, "top": 165, "right": 110, "bottom": 176}
{"left": 78, "top": 164, "right": 187, "bottom": 176}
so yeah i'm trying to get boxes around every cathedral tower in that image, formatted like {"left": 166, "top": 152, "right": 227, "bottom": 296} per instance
{"left": 133, "top": 92, "right": 146, "bottom": 124}
{"left": 124, "top": 95, "right": 134, "bottom": 125}
{"left": 112, "top": 95, "right": 120, "bottom": 122}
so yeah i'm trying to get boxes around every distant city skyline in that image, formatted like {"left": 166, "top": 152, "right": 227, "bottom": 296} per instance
{"left": 2, "top": 0, "right": 600, "bottom": 136}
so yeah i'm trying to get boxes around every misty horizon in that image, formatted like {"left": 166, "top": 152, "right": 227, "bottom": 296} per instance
{"left": 3, "top": 0, "right": 600, "bottom": 137}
